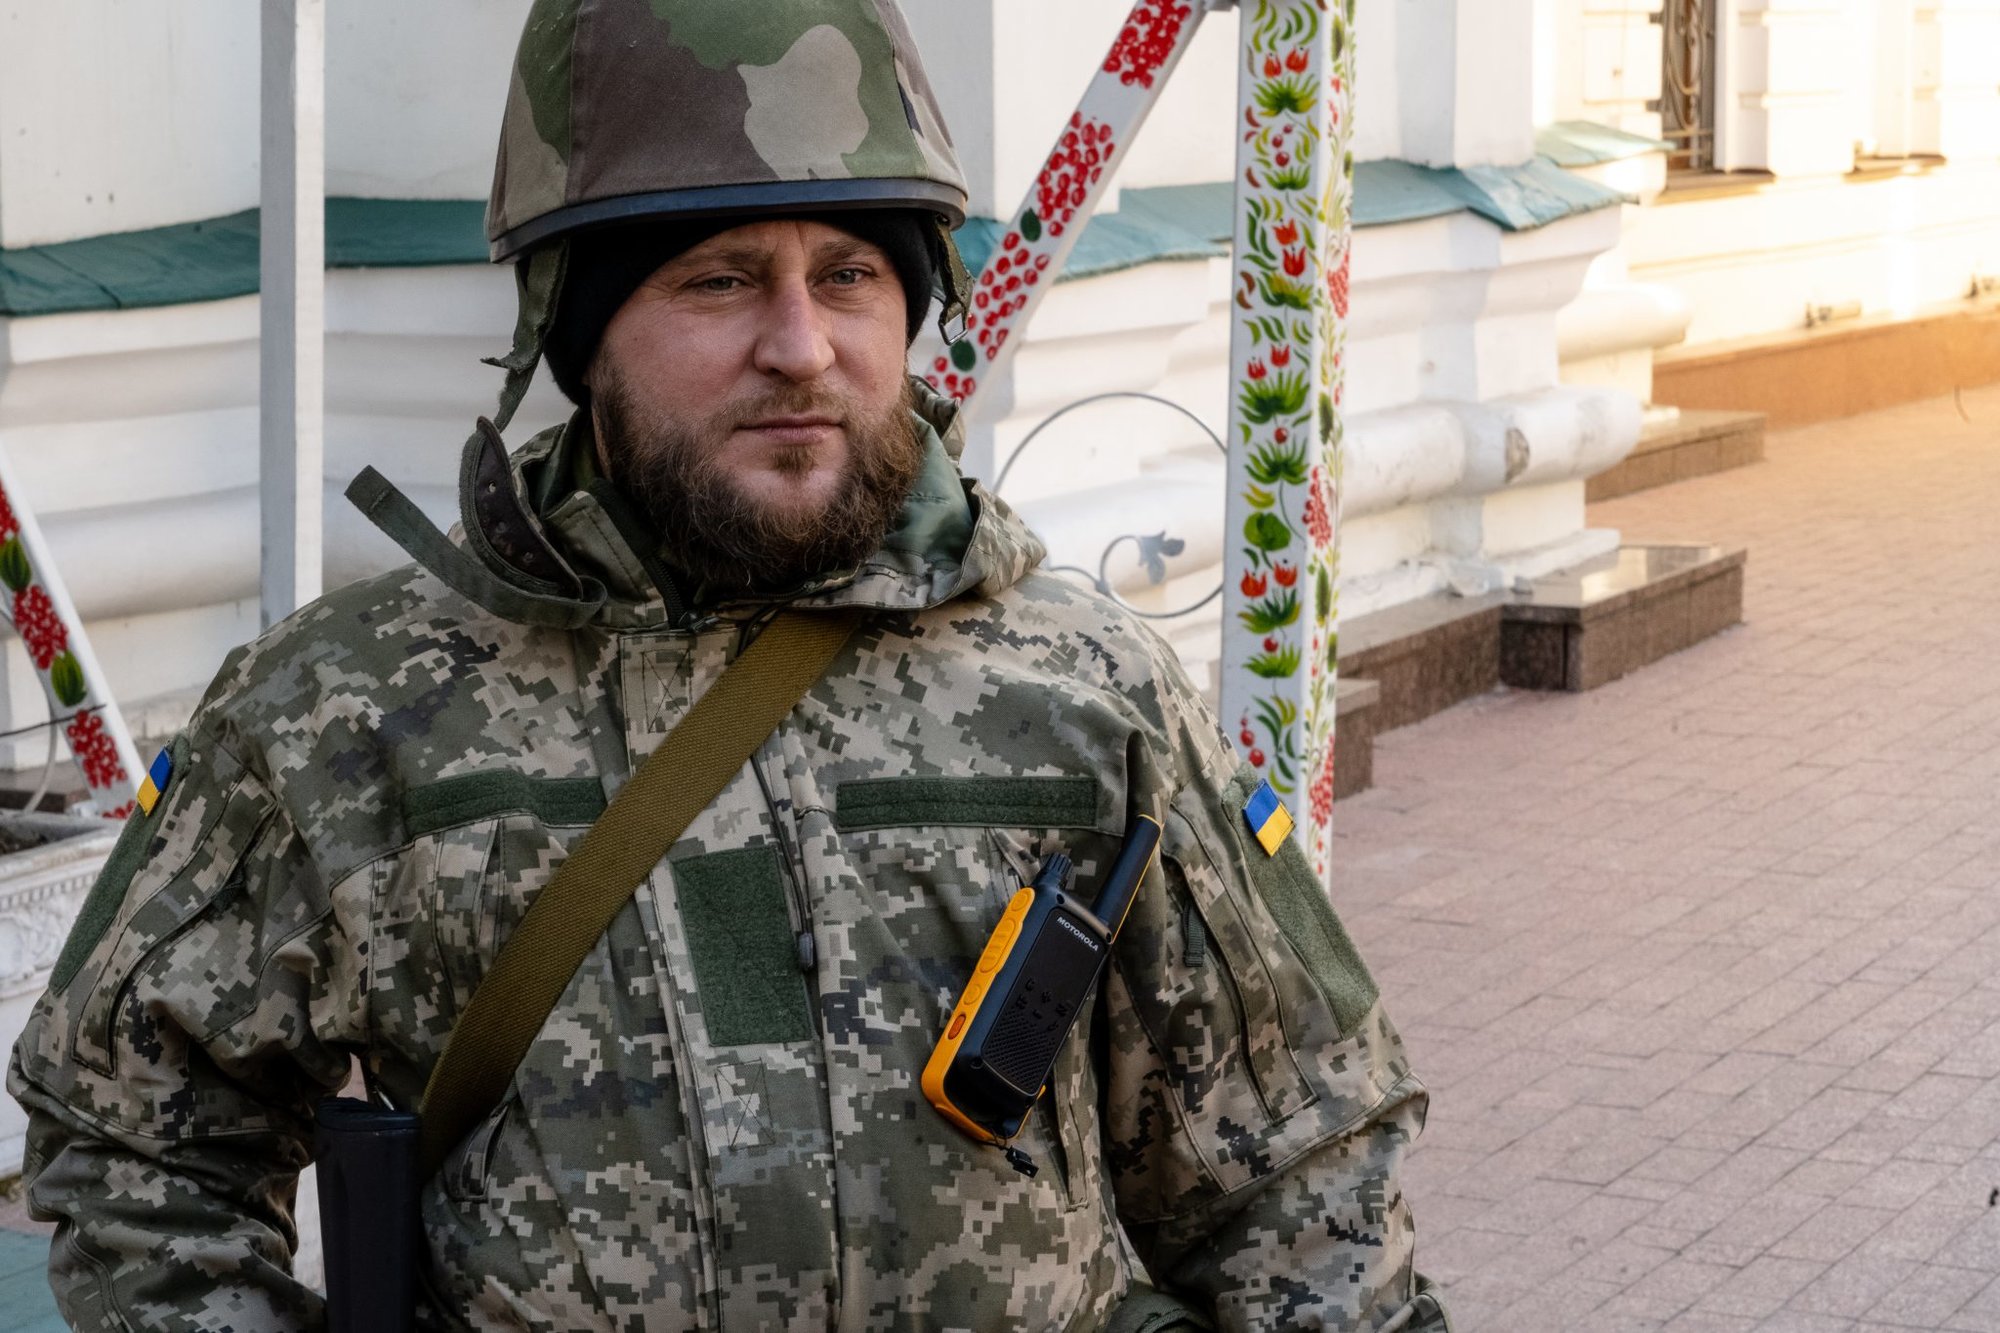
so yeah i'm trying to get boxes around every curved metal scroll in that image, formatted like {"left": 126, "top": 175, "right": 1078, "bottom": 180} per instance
{"left": 995, "top": 391, "right": 1226, "bottom": 622}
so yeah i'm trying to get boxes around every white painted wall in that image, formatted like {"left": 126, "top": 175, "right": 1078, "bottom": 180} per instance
{"left": 1726, "top": 0, "right": 1862, "bottom": 176}
{"left": 901, "top": 0, "right": 1245, "bottom": 216}
{"left": 325, "top": 0, "right": 533, "bottom": 200}
{"left": 1393, "top": 0, "right": 1538, "bottom": 167}
{"left": 1540, "top": 0, "right": 1664, "bottom": 139}
{"left": 0, "top": 0, "right": 533, "bottom": 249}
{"left": 0, "top": 1, "right": 259, "bottom": 247}
{"left": 1627, "top": 161, "right": 2000, "bottom": 343}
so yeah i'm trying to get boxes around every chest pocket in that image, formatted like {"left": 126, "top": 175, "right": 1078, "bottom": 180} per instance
{"left": 833, "top": 774, "right": 1120, "bottom": 1211}
{"left": 370, "top": 773, "right": 604, "bottom": 1078}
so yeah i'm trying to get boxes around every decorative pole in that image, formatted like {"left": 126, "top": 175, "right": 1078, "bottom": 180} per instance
{"left": 1218, "top": 0, "right": 1353, "bottom": 878}
{"left": 0, "top": 452, "right": 140, "bottom": 817}
{"left": 929, "top": 0, "right": 1218, "bottom": 408}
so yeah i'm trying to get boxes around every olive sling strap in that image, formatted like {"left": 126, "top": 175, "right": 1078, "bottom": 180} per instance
{"left": 413, "top": 608, "right": 864, "bottom": 1179}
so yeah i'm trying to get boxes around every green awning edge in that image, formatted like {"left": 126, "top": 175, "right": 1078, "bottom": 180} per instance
{"left": 0, "top": 199, "right": 488, "bottom": 318}
{"left": 2, "top": 128, "right": 1641, "bottom": 319}
{"left": 1535, "top": 120, "right": 1672, "bottom": 169}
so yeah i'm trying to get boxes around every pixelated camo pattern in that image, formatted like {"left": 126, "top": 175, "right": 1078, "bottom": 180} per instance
{"left": 9, "top": 388, "right": 1445, "bottom": 1331}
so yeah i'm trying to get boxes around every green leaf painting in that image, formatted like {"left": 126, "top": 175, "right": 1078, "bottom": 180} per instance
{"left": 1254, "top": 77, "right": 1316, "bottom": 117}
{"left": 1258, "top": 272, "right": 1315, "bottom": 310}
{"left": 1239, "top": 589, "right": 1300, "bottom": 634}
{"left": 1247, "top": 645, "right": 1301, "bottom": 678}
{"left": 0, "top": 539, "right": 30, "bottom": 594}
{"left": 1246, "top": 441, "right": 1309, "bottom": 486}
{"left": 1238, "top": 370, "right": 1309, "bottom": 424}
{"left": 1243, "top": 511, "right": 1293, "bottom": 552}
{"left": 49, "top": 651, "right": 84, "bottom": 707}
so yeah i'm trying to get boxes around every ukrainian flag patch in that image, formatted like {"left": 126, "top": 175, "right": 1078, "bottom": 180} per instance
{"left": 1242, "top": 778, "right": 1295, "bottom": 856}
{"left": 135, "top": 747, "right": 173, "bottom": 817}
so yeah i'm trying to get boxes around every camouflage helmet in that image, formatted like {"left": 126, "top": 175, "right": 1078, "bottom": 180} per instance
{"left": 487, "top": 0, "right": 969, "bottom": 261}
{"left": 477, "top": 0, "right": 971, "bottom": 428}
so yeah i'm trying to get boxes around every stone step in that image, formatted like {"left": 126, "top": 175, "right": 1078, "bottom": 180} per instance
{"left": 1339, "top": 590, "right": 1508, "bottom": 736}
{"left": 1334, "top": 542, "right": 1747, "bottom": 760}
{"left": 1331, "top": 676, "right": 1381, "bottom": 803}
{"left": 1585, "top": 408, "right": 1765, "bottom": 502}
{"left": 1500, "top": 543, "right": 1747, "bottom": 692}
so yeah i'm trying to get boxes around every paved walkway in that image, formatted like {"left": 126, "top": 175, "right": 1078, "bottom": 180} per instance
{"left": 1340, "top": 385, "right": 2000, "bottom": 1331}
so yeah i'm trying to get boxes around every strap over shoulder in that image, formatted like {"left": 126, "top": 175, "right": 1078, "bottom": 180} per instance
{"left": 414, "top": 606, "right": 866, "bottom": 1178}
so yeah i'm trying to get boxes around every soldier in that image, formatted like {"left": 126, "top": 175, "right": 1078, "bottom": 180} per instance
{"left": 9, "top": 2, "right": 1450, "bottom": 1330}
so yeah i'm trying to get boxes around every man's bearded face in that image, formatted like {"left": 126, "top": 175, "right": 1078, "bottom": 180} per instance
{"left": 587, "top": 219, "right": 924, "bottom": 595}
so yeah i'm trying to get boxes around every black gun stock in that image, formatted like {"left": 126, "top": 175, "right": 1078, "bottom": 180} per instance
{"left": 314, "top": 1097, "right": 420, "bottom": 1333}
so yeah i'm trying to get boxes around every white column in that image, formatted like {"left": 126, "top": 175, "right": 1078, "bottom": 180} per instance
{"left": 1913, "top": 0, "right": 2000, "bottom": 160}
{"left": 1398, "top": 0, "right": 1536, "bottom": 167}
{"left": 1726, "top": 0, "right": 1860, "bottom": 176}
{"left": 260, "top": 0, "right": 326, "bottom": 627}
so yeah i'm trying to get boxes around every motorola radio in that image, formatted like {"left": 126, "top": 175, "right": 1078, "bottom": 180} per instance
{"left": 922, "top": 813, "right": 1163, "bottom": 1173}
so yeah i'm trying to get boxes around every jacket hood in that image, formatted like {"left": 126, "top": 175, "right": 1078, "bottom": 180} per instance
{"left": 347, "top": 379, "right": 1044, "bottom": 633}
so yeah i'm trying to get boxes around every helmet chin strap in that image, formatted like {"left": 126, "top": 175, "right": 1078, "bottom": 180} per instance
{"left": 482, "top": 242, "right": 569, "bottom": 433}
{"left": 930, "top": 214, "right": 971, "bottom": 343}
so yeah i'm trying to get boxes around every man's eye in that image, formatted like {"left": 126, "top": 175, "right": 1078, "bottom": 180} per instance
{"left": 826, "top": 267, "right": 868, "bottom": 286}
{"left": 695, "top": 275, "right": 742, "bottom": 293}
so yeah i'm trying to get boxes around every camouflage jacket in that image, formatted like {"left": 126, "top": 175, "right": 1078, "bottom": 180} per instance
{"left": 10, "top": 387, "right": 1446, "bottom": 1332}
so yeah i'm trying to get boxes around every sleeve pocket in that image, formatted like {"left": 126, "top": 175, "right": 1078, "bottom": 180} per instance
{"left": 69, "top": 742, "right": 267, "bottom": 1077}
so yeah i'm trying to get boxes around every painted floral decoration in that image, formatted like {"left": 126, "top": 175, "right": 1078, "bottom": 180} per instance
{"left": 0, "top": 476, "right": 131, "bottom": 812}
{"left": 1104, "top": 0, "right": 1193, "bottom": 89}
{"left": 1223, "top": 0, "right": 1354, "bottom": 877}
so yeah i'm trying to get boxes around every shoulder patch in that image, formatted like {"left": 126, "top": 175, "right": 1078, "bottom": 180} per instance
{"left": 1242, "top": 778, "right": 1294, "bottom": 855}
{"left": 51, "top": 734, "right": 188, "bottom": 992}
{"left": 135, "top": 746, "right": 173, "bottom": 816}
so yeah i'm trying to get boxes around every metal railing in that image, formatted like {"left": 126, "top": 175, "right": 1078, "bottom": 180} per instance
{"left": 1656, "top": 0, "right": 1717, "bottom": 173}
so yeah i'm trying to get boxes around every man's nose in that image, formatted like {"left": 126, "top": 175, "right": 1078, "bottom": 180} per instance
{"left": 752, "top": 276, "right": 836, "bottom": 383}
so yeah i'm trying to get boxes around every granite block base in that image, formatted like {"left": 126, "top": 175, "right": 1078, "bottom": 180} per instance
{"left": 1340, "top": 593, "right": 1507, "bottom": 734}
{"left": 1332, "top": 676, "right": 1380, "bottom": 802}
{"left": 1500, "top": 544, "right": 1747, "bottom": 692}
{"left": 1587, "top": 409, "right": 1766, "bottom": 502}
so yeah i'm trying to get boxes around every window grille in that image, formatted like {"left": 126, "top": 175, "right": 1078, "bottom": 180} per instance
{"left": 1655, "top": 0, "right": 1717, "bottom": 172}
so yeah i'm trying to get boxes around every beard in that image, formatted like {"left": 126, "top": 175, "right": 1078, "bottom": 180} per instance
{"left": 593, "top": 369, "right": 925, "bottom": 597}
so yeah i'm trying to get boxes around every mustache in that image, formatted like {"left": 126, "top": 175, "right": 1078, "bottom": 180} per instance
{"left": 725, "top": 384, "right": 853, "bottom": 430}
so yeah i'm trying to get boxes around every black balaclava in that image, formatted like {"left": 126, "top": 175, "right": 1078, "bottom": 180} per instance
{"left": 542, "top": 209, "right": 941, "bottom": 405}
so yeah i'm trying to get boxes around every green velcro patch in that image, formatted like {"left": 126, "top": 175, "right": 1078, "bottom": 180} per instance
{"left": 672, "top": 846, "right": 816, "bottom": 1047}
{"left": 51, "top": 735, "right": 190, "bottom": 993}
{"left": 403, "top": 771, "right": 605, "bottom": 838}
{"left": 833, "top": 775, "right": 1098, "bottom": 832}
{"left": 1230, "top": 770, "right": 1378, "bottom": 1036}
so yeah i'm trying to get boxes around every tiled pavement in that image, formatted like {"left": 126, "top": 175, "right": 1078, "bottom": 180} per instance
{"left": 0, "top": 1192, "right": 62, "bottom": 1332}
{"left": 1340, "top": 385, "right": 2000, "bottom": 1331}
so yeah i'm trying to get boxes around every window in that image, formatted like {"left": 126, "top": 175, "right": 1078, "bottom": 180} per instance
{"left": 1655, "top": 0, "right": 1717, "bottom": 172}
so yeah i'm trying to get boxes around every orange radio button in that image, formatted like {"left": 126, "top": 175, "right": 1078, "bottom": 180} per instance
{"left": 977, "top": 922, "right": 1017, "bottom": 974}
{"left": 948, "top": 1012, "right": 967, "bottom": 1039}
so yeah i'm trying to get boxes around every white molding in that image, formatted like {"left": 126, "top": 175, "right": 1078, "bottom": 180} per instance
{"left": 0, "top": 821, "right": 115, "bottom": 999}
{"left": 0, "top": 819, "right": 118, "bottom": 1177}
